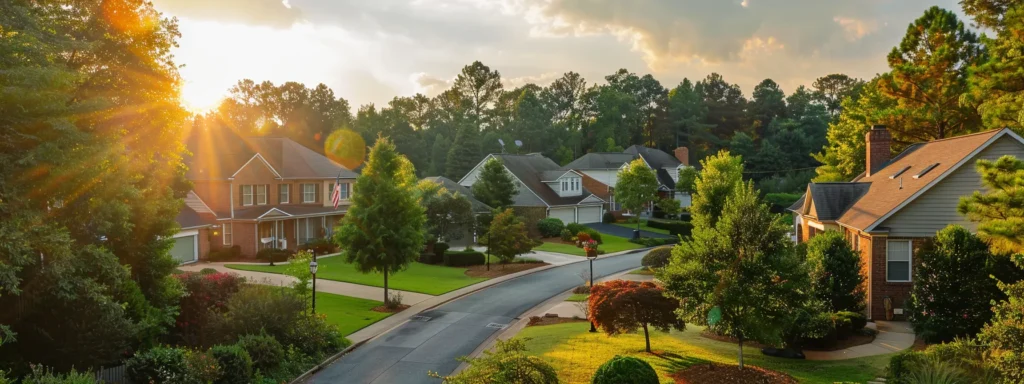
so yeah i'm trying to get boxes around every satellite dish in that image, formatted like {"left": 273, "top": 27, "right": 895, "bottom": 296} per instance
{"left": 514, "top": 140, "right": 523, "bottom": 147}
{"left": 498, "top": 139, "right": 505, "bottom": 146}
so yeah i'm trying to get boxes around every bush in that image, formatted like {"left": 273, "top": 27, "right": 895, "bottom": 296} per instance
{"left": 646, "top": 219, "right": 693, "bottom": 238}
{"left": 208, "top": 245, "right": 242, "bottom": 261}
{"left": 235, "top": 333, "right": 284, "bottom": 373}
{"left": 602, "top": 211, "right": 616, "bottom": 224}
{"left": 299, "top": 238, "right": 335, "bottom": 255}
{"left": 437, "top": 339, "right": 558, "bottom": 384}
{"left": 641, "top": 246, "right": 673, "bottom": 268}
{"left": 209, "top": 345, "right": 252, "bottom": 384}
{"left": 284, "top": 313, "right": 349, "bottom": 357}
{"left": 173, "top": 271, "right": 245, "bottom": 347}
{"left": 255, "top": 248, "right": 293, "bottom": 263}
{"left": 432, "top": 242, "right": 450, "bottom": 264}
{"left": 560, "top": 229, "right": 573, "bottom": 242}
{"left": 836, "top": 311, "right": 867, "bottom": 331}
{"left": 184, "top": 349, "right": 222, "bottom": 384}
{"left": 199, "top": 268, "right": 218, "bottom": 275}
{"left": 19, "top": 366, "right": 105, "bottom": 384}
{"left": 629, "top": 237, "right": 677, "bottom": 247}
{"left": 444, "top": 250, "right": 487, "bottom": 267}
{"left": 572, "top": 285, "right": 591, "bottom": 294}
{"left": 127, "top": 346, "right": 189, "bottom": 383}
{"left": 537, "top": 218, "right": 565, "bottom": 238}
{"left": 886, "top": 339, "right": 999, "bottom": 384}
{"left": 805, "top": 230, "right": 866, "bottom": 313}
{"left": 205, "top": 284, "right": 307, "bottom": 346}
{"left": 886, "top": 350, "right": 926, "bottom": 384}
{"left": 591, "top": 355, "right": 658, "bottom": 384}
{"left": 583, "top": 228, "right": 602, "bottom": 244}
{"left": 565, "top": 223, "right": 587, "bottom": 236}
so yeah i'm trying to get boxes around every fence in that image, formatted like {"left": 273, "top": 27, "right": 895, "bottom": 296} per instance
{"left": 93, "top": 364, "right": 130, "bottom": 384}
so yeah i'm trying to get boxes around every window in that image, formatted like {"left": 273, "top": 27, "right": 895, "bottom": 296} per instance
{"left": 330, "top": 183, "right": 349, "bottom": 200}
{"left": 279, "top": 184, "right": 290, "bottom": 204}
{"left": 302, "top": 184, "right": 316, "bottom": 203}
{"left": 561, "top": 180, "right": 567, "bottom": 191}
{"left": 241, "top": 185, "right": 253, "bottom": 206}
{"left": 223, "top": 223, "right": 232, "bottom": 245}
{"left": 256, "top": 185, "right": 267, "bottom": 205}
{"left": 887, "top": 240, "right": 912, "bottom": 282}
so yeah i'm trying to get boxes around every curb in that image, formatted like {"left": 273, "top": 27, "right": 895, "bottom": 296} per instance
{"left": 289, "top": 338, "right": 368, "bottom": 384}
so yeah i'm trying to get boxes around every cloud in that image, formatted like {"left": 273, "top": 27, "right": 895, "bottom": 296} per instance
{"left": 411, "top": 72, "right": 454, "bottom": 96}
{"left": 150, "top": 0, "right": 301, "bottom": 28}
{"left": 833, "top": 16, "right": 882, "bottom": 41}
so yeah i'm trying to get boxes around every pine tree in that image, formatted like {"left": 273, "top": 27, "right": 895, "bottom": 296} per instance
{"left": 472, "top": 158, "right": 517, "bottom": 210}
{"left": 445, "top": 125, "right": 481, "bottom": 180}
{"left": 964, "top": 1, "right": 1024, "bottom": 131}
{"left": 335, "top": 136, "right": 426, "bottom": 304}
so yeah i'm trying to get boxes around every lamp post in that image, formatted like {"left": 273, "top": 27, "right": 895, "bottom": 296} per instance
{"left": 587, "top": 248, "right": 598, "bottom": 333}
{"left": 309, "top": 256, "right": 319, "bottom": 314}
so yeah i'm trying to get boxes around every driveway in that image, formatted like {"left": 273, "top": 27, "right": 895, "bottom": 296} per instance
{"left": 307, "top": 251, "right": 647, "bottom": 384}
{"left": 585, "top": 222, "right": 672, "bottom": 239}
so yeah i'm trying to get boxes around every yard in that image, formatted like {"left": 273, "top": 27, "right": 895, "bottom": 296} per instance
{"left": 518, "top": 322, "right": 891, "bottom": 384}
{"left": 315, "top": 292, "right": 392, "bottom": 336}
{"left": 226, "top": 256, "right": 487, "bottom": 295}
{"left": 612, "top": 219, "right": 671, "bottom": 235}
{"left": 534, "top": 234, "right": 644, "bottom": 256}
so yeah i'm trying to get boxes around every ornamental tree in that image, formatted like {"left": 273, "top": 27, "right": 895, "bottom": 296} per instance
{"left": 689, "top": 150, "right": 743, "bottom": 228}
{"left": 589, "top": 280, "right": 684, "bottom": 353}
{"left": 335, "top": 136, "right": 426, "bottom": 304}
{"left": 908, "top": 225, "right": 1002, "bottom": 343}
{"left": 484, "top": 209, "right": 534, "bottom": 264}
{"left": 615, "top": 159, "right": 659, "bottom": 232}
{"left": 805, "top": 230, "right": 866, "bottom": 313}
{"left": 472, "top": 158, "right": 517, "bottom": 210}
{"left": 417, "top": 180, "right": 474, "bottom": 243}
{"left": 434, "top": 338, "right": 558, "bottom": 384}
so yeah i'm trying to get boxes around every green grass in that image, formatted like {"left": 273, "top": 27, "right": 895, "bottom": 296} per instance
{"left": 226, "top": 257, "right": 487, "bottom": 295}
{"left": 613, "top": 220, "right": 671, "bottom": 235}
{"left": 629, "top": 267, "right": 656, "bottom": 275}
{"left": 517, "top": 322, "right": 891, "bottom": 384}
{"left": 315, "top": 292, "right": 391, "bottom": 336}
{"left": 534, "top": 234, "right": 643, "bottom": 256}
{"left": 566, "top": 293, "right": 589, "bottom": 302}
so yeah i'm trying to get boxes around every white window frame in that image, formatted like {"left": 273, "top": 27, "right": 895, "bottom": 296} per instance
{"left": 256, "top": 185, "right": 267, "bottom": 205}
{"left": 279, "top": 184, "right": 289, "bottom": 204}
{"left": 339, "top": 183, "right": 349, "bottom": 200}
{"left": 241, "top": 185, "right": 253, "bottom": 206}
{"left": 302, "top": 184, "right": 316, "bottom": 203}
{"left": 223, "top": 223, "right": 232, "bottom": 245}
{"left": 886, "top": 240, "right": 913, "bottom": 282}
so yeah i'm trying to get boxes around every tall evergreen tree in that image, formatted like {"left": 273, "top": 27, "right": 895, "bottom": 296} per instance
{"left": 472, "top": 158, "right": 517, "bottom": 210}
{"left": 454, "top": 61, "right": 503, "bottom": 132}
{"left": 445, "top": 125, "right": 482, "bottom": 180}
{"left": 811, "top": 74, "right": 866, "bottom": 118}
{"left": 699, "top": 73, "right": 748, "bottom": 143}
{"left": 749, "top": 79, "right": 788, "bottom": 138}
{"left": 963, "top": 0, "right": 1024, "bottom": 131}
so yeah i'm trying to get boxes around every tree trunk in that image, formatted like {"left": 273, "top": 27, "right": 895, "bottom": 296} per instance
{"left": 737, "top": 334, "right": 745, "bottom": 370}
{"left": 384, "top": 266, "right": 389, "bottom": 305}
{"left": 643, "top": 323, "right": 651, "bottom": 353}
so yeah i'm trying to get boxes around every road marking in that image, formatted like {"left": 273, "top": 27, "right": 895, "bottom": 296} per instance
{"left": 486, "top": 323, "right": 509, "bottom": 329}
{"left": 411, "top": 316, "right": 432, "bottom": 322}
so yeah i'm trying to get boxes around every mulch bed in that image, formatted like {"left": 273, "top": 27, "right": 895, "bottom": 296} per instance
{"left": 371, "top": 304, "right": 410, "bottom": 313}
{"left": 464, "top": 262, "right": 548, "bottom": 278}
{"left": 526, "top": 316, "right": 589, "bottom": 327}
{"left": 803, "top": 332, "right": 876, "bottom": 351}
{"left": 700, "top": 331, "right": 769, "bottom": 349}
{"left": 672, "top": 364, "right": 798, "bottom": 384}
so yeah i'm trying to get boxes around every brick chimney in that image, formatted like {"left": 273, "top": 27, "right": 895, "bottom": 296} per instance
{"left": 866, "top": 125, "right": 891, "bottom": 177}
{"left": 673, "top": 147, "right": 690, "bottom": 166}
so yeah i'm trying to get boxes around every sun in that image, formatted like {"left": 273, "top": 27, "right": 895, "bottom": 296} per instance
{"left": 181, "top": 80, "right": 226, "bottom": 113}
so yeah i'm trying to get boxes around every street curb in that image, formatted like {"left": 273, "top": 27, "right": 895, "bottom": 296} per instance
{"left": 290, "top": 338, "right": 368, "bottom": 384}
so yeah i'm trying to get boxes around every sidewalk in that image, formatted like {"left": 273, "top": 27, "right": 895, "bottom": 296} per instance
{"left": 804, "top": 321, "right": 916, "bottom": 360}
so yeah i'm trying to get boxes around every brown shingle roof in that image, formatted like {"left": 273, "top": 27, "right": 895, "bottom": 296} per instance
{"left": 579, "top": 172, "right": 612, "bottom": 201}
{"left": 186, "top": 135, "right": 358, "bottom": 180}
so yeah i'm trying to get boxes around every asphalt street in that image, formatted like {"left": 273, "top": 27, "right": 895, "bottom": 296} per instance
{"left": 308, "top": 250, "right": 646, "bottom": 384}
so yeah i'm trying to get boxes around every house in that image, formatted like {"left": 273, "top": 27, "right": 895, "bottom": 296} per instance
{"left": 422, "top": 176, "right": 493, "bottom": 214}
{"left": 458, "top": 153, "right": 606, "bottom": 225}
{"left": 564, "top": 146, "right": 692, "bottom": 211}
{"left": 790, "top": 126, "right": 1024, "bottom": 321}
{"left": 172, "top": 131, "right": 359, "bottom": 261}
{"left": 170, "top": 191, "right": 218, "bottom": 264}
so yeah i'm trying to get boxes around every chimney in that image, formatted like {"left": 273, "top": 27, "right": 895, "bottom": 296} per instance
{"left": 673, "top": 147, "right": 690, "bottom": 166}
{"left": 866, "top": 125, "right": 891, "bottom": 177}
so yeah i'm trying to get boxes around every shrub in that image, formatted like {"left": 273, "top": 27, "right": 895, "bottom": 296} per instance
{"left": 602, "top": 211, "right": 616, "bottom": 224}
{"left": 565, "top": 223, "right": 587, "bottom": 236}
{"left": 641, "top": 246, "right": 672, "bottom": 268}
{"left": 127, "top": 346, "right": 188, "bottom": 383}
{"left": 886, "top": 350, "right": 926, "bottom": 384}
{"left": 386, "top": 291, "right": 404, "bottom": 310}
{"left": 436, "top": 339, "right": 557, "bottom": 384}
{"left": 173, "top": 272, "right": 245, "bottom": 347}
{"left": 433, "top": 242, "right": 450, "bottom": 262}
{"left": 836, "top": 311, "right": 867, "bottom": 331}
{"left": 284, "top": 313, "right": 349, "bottom": 357}
{"left": 299, "top": 238, "right": 336, "bottom": 255}
{"left": 559, "top": 229, "right": 573, "bottom": 242}
{"left": 255, "top": 248, "right": 293, "bottom": 263}
{"left": 536, "top": 218, "right": 565, "bottom": 238}
{"left": 886, "top": 339, "right": 999, "bottom": 384}
{"left": 208, "top": 245, "right": 242, "bottom": 261}
{"left": 205, "top": 285, "right": 307, "bottom": 346}
{"left": 199, "top": 268, "right": 218, "bottom": 275}
{"left": 209, "top": 345, "right": 253, "bottom": 384}
{"left": 184, "top": 349, "right": 222, "bottom": 384}
{"left": 444, "top": 250, "right": 487, "bottom": 267}
{"left": 629, "top": 237, "right": 677, "bottom": 247}
{"left": 805, "top": 230, "right": 866, "bottom": 313}
{"left": 646, "top": 220, "right": 693, "bottom": 238}
{"left": 572, "top": 285, "right": 590, "bottom": 294}
{"left": 235, "top": 333, "right": 284, "bottom": 373}
{"left": 18, "top": 366, "right": 104, "bottom": 384}
{"left": 591, "top": 355, "right": 659, "bottom": 384}
{"left": 583, "top": 228, "right": 602, "bottom": 244}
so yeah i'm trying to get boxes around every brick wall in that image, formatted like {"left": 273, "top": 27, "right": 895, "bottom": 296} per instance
{"left": 233, "top": 222, "right": 257, "bottom": 258}
{"left": 866, "top": 235, "right": 926, "bottom": 321}
{"left": 197, "top": 228, "right": 211, "bottom": 261}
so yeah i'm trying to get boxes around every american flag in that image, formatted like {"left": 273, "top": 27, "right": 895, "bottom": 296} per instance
{"left": 331, "top": 173, "right": 342, "bottom": 209}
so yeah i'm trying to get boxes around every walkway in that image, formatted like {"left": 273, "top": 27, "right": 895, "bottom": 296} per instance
{"left": 804, "top": 321, "right": 916, "bottom": 360}
{"left": 585, "top": 222, "right": 672, "bottom": 239}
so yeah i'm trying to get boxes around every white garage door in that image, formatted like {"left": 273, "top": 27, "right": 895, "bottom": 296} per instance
{"left": 549, "top": 207, "right": 576, "bottom": 224}
{"left": 577, "top": 206, "right": 602, "bottom": 224}
{"left": 170, "top": 231, "right": 198, "bottom": 264}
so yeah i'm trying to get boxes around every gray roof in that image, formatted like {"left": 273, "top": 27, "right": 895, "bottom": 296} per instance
{"left": 624, "top": 145, "right": 682, "bottom": 188}
{"left": 562, "top": 153, "right": 637, "bottom": 170}
{"left": 797, "top": 183, "right": 871, "bottom": 221}
{"left": 423, "top": 176, "right": 493, "bottom": 213}
{"left": 176, "top": 207, "right": 215, "bottom": 229}
{"left": 540, "top": 170, "right": 575, "bottom": 181}
{"left": 231, "top": 204, "right": 347, "bottom": 220}
{"left": 493, "top": 154, "right": 599, "bottom": 206}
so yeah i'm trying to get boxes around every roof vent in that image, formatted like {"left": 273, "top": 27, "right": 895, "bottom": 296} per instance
{"left": 914, "top": 163, "right": 939, "bottom": 179}
{"left": 889, "top": 166, "right": 911, "bottom": 179}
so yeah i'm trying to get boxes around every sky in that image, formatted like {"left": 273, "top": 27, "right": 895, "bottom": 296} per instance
{"left": 156, "top": 0, "right": 965, "bottom": 112}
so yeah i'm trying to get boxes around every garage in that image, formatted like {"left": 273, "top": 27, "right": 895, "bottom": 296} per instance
{"left": 170, "top": 230, "right": 199, "bottom": 264}
{"left": 577, "top": 206, "right": 603, "bottom": 224}
{"left": 548, "top": 207, "right": 576, "bottom": 224}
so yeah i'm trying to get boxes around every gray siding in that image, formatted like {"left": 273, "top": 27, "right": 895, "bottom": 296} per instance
{"left": 512, "top": 180, "right": 547, "bottom": 207}
{"left": 881, "top": 135, "right": 1024, "bottom": 237}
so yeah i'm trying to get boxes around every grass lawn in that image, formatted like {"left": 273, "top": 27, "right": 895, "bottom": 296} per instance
{"left": 566, "top": 293, "right": 589, "bottom": 302}
{"left": 535, "top": 234, "right": 643, "bottom": 256}
{"left": 517, "top": 322, "right": 891, "bottom": 384}
{"left": 613, "top": 220, "right": 671, "bottom": 235}
{"left": 226, "top": 257, "right": 487, "bottom": 295}
{"left": 629, "top": 267, "right": 656, "bottom": 275}
{"left": 315, "top": 292, "right": 391, "bottom": 336}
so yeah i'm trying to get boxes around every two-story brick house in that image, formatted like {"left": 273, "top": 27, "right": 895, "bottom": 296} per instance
{"left": 173, "top": 130, "right": 358, "bottom": 260}
{"left": 790, "top": 126, "right": 1024, "bottom": 321}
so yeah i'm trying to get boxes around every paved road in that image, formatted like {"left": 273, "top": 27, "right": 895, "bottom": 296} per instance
{"left": 585, "top": 222, "right": 672, "bottom": 239}
{"left": 308, "top": 251, "right": 647, "bottom": 384}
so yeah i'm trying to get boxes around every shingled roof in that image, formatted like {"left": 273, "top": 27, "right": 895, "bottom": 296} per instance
{"left": 186, "top": 133, "right": 358, "bottom": 181}
{"left": 423, "top": 176, "right": 493, "bottom": 213}
{"left": 563, "top": 153, "right": 637, "bottom": 169}
{"left": 624, "top": 145, "right": 682, "bottom": 189}
{"left": 491, "top": 154, "right": 602, "bottom": 206}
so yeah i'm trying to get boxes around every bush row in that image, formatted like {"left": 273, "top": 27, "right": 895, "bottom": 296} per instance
{"left": 255, "top": 248, "right": 294, "bottom": 262}
{"left": 645, "top": 219, "right": 693, "bottom": 238}
{"left": 208, "top": 245, "right": 241, "bottom": 262}
{"left": 443, "top": 250, "right": 487, "bottom": 267}
{"left": 629, "top": 237, "right": 678, "bottom": 247}
{"left": 298, "top": 238, "right": 336, "bottom": 255}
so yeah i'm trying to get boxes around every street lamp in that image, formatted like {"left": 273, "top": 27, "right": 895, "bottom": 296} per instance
{"left": 587, "top": 250, "right": 598, "bottom": 333}
{"left": 309, "top": 257, "right": 319, "bottom": 314}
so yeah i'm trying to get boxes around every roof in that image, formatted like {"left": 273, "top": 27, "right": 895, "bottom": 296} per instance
{"left": 186, "top": 132, "right": 358, "bottom": 181}
{"left": 563, "top": 153, "right": 637, "bottom": 170}
{"left": 176, "top": 192, "right": 217, "bottom": 229}
{"left": 231, "top": 204, "right": 347, "bottom": 220}
{"left": 579, "top": 172, "right": 613, "bottom": 201}
{"left": 493, "top": 153, "right": 602, "bottom": 206}
{"left": 423, "top": 176, "right": 493, "bottom": 213}
{"left": 624, "top": 145, "right": 682, "bottom": 188}
{"left": 792, "top": 129, "right": 1012, "bottom": 231}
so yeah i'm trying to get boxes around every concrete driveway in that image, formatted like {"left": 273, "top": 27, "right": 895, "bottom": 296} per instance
{"left": 584, "top": 223, "right": 672, "bottom": 239}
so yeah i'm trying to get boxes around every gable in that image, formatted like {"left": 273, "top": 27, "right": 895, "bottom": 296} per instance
{"left": 232, "top": 154, "right": 281, "bottom": 182}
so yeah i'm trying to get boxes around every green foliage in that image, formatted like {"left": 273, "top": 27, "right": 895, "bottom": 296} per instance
{"left": 472, "top": 158, "right": 518, "bottom": 210}
{"left": 537, "top": 218, "right": 566, "bottom": 238}
{"left": 812, "top": 80, "right": 887, "bottom": 182}
{"left": 689, "top": 151, "right": 744, "bottom": 229}
{"left": 256, "top": 248, "right": 294, "bottom": 263}
{"left": 591, "top": 355, "right": 659, "bottom": 384}
{"left": 560, "top": 229, "right": 574, "bottom": 242}
{"left": 208, "top": 246, "right": 242, "bottom": 261}
{"left": 836, "top": 311, "right": 868, "bottom": 331}
{"left": 629, "top": 238, "right": 677, "bottom": 247}
{"left": 676, "top": 167, "right": 698, "bottom": 195}
{"left": 235, "top": 333, "right": 284, "bottom": 373}
{"left": 484, "top": 209, "right": 535, "bottom": 263}
{"left": 805, "top": 230, "right": 866, "bottom": 313}
{"left": 764, "top": 193, "right": 803, "bottom": 212}
{"left": 602, "top": 212, "right": 617, "bottom": 224}
{"left": 443, "top": 251, "right": 487, "bottom": 267}
{"left": 437, "top": 338, "right": 558, "bottom": 384}
{"left": 299, "top": 239, "right": 335, "bottom": 256}
{"left": 964, "top": 1, "right": 1024, "bottom": 131}
{"left": 887, "top": 339, "right": 1001, "bottom": 384}
{"left": 615, "top": 159, "right": 659, "bottom": 220}
{"left": 908, "top": 226, "right": 1003, "bottom": 343}
{"left": 418, "top": 179, "right": 475, "bottom": 242}
{"left": 958, "top": 156, "right": 1024, "bottom": 255}
{"left": 446, "top": 126, "right": 482, "bottom": 180}
{"left": 655, "top": 198, "right": 682, "bottom": 219}
{"left": 127, "top": 346, "right": 189, "bottom": 384}
{"left": 645, "top": 220, "right": 693, "bottom": 238}
{"left": 284, "top": 251, "right": 315, "bottom": 302}
{"left": 209, "top": 345, "right": 253, "bottom": 384}
{"left": 172, "top": 272, "right": 244, "bottom": 347}
{"left": 17, "top": 366, "right": 102, "bottom": 384}
{"left": 641, "top": 247, "right": 673, "bottom": 268}
{"left": 565, "top": 223, "right": 587, "bottom": 236}
{"left": 336, "top": 136, "right": 426, "bottom": 302}
{"left": 978, "top": 269, "right": 1024, "bottom": 382}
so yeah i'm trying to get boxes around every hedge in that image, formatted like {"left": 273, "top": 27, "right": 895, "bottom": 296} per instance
{"left": 536, "top": 218, "right": 565, "bottom": 238}
{"left": 255, "top": 248, "right": 294, "bottom": 262}
{"left": 208, "top": 245, "right": 241, "bottom": 261}
{"left": 646, "top": 219, "right": 693, "bottom": 238}
{"left": 629, "top": 237, "right": 678, "bottom": 247}
{"left": 444, "top": 250, "right": 487, "bottom": 267}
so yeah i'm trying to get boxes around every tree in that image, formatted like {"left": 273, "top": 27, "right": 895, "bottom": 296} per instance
{"left": 418, "top": 180, "right": 474, "bottom": 243}
{"left": 812, "top": 79, "right": 900, "bottom": 182}
{"left": 445, "top": 125, "right": 481, "bottom": 180}
{"left": 666, "top": 79, "right": 716, "bottom": 159}
{"left": 689, "top": 151, "right": 744, "bottom": 228}
{"left": 660, "top": 182, "right": 804, "bottom": 369}
{"left": 483, "top": 209, "right": 534, "bottom": 265}
{"left": 963, "top": 0, "right": 1024, "bottom": 131}
{"left": 656, "top": 198, "right": 682, "bottom": 220}
{"left": 805, "top": 230, "right": 866, "bottom": 313}
{"left": 472, "top": 158, "right": 517, "bottom": 210}
{"left": 811, "top": 74, "right": 866, "bottom": 117}
{"left": 588, "top": 280, "right": 684, "bottom": 353}
{"left": 675, "top": 167, "right": 698, "bottom": 195}
{"left": 749, "top": 79, "right": 787, "bottom": 138}
{"left": 285, "top": 251, "right": 316, "bottom": 303}
{"left": 432, "top": 338, "right": 558, "bottom": 384}
{"left": 335, "top": 136, "right": 426, "bottom": 304}
{"left": 908, "top": 225, "right": 1004, "bottom": 343}
{"left": 454, "top": 61, "right": 503, "bottom": 132}
{"left": 615, "top": 159, "right": 660, "bottom": 232}
{"left": 698, "top": 73, "right": 748, "bottom": 143}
